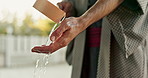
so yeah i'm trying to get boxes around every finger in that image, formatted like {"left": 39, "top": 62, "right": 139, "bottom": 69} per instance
{"left": 50, "top": 21, "right": 70, "bottom": 42}
{"left": 31, "top": 46, "right": 52, "bottom": 54}
{"left": 41, "top": 45, "right": 46, "bottom": 46}
{"left": 57, "top": 3, "right": 63, "bottom": 10}
{"left": 66, "top": 13, "right": 72, "bottom": 17}
{"left": 63, "top": 6, "right": 70, "bottom": 13}
{"left": 49, "top": 30, "right": 73, "bottom": 52}
{"left": 57, "top": 2, "right": 72, "bottom": 13}
{"left": 62, "top": 2, "right": 72, "bottom": 12}
{"left": 33, "top": 30, "right": 73, "bottom": 53}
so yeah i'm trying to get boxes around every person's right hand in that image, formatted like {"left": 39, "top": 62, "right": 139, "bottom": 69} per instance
{"left": 31, "top": 17, "right": 87, "bottom": 54}
{"left": 57, "top": 1, "right": 76, "bottom": 17}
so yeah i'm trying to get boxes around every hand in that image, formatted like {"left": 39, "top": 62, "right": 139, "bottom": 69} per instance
{"left": 32, "top": 0, "right": 125, "bottom": 54}
{"left": 57, "top": 1, "right": 76, "bottom": 17}
{"left": 32, "top": 17, "right": 86, "bottom": 54}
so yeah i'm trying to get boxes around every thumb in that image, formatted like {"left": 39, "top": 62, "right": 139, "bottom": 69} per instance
{"left": 57, "top": 3, "right": 64, "bottom": 10}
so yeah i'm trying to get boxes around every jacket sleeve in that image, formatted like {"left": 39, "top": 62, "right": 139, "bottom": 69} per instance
{"left": 65, "top": 39, "right": 75, "bottom": 65}
{"left": 106, "top": 0, "right": 148, "bottom": 58}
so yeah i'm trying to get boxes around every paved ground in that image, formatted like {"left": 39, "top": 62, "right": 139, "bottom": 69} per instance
{"left": 0, "top": 64, "right": 72, "bottom": 78}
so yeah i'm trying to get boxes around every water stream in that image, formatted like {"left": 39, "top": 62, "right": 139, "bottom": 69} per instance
{"left": 33, "top": 16, "right": 65, "bottom": 78}
{"left": 33, "top": 54, "right": 50, "bottom": 78}
{"left": 33, "top": 23, "right": 58, "bottom": 78}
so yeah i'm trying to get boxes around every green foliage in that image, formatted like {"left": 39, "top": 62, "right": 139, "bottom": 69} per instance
{"left": 0, "top": 13, "right": 56, "bottom": 36}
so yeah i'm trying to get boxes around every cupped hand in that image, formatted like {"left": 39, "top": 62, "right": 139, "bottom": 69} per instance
{"left": 32, "top": 17, "right": 86, "bottom": 54}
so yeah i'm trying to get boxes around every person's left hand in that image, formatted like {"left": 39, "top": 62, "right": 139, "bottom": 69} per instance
{"left": 31, "top": 17, "right": 86, "bottom": 54}
{"left": 57, "top": 1, "right": 76, "bottom": 17}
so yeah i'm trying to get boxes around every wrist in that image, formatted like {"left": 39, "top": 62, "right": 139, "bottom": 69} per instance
{"left": 78, "top": 14, "right": 92, "bottom": 29}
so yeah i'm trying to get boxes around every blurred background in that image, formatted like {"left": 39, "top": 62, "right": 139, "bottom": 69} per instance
{"left": 0, "top": 0, "right": 72, "bottom": 78}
